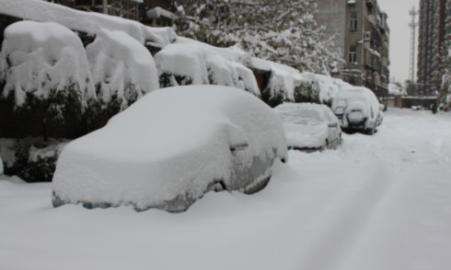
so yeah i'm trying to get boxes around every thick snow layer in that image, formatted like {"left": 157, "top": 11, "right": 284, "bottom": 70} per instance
{"left": 1, "top": 0, "right": 176, "bottom": 47}
{"left": 52, "top": 85, "right": 287, "bottom": 212}
{"left": 332, "top": 86, "right": 383, "bottom": 130}
{"left": 275, "top": 103, "right": 341, "bottom": 149}
{"left": 0, "top": 21, "right": 94, "bottom": 105}
{"left": 250, "top": 57, "right": 302, "bottom": 100}
{"left": 249, "top": 58, "right": 354, "bottom": 105}
{"left": 86, "top": 29, "right": 159, "bottom": 106}
{"left": 298, "top": 72, "right": 353, "bottom": 104}
{"left": 2, "top": 109, "right": 451, "bottom": 270}
{"left": 154, "top": 38, "right": 259, "bottom": 95}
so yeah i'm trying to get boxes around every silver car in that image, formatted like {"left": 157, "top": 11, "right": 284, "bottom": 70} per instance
{"left": 275, "top": 103, "right": 342, "bottom": 151}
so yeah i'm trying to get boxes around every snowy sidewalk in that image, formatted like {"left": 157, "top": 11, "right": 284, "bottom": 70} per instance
{"left": 1, "top": 109, "right": 451, "bottom": 270}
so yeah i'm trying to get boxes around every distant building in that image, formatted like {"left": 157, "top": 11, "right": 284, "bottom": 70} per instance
{"left": 315, "top": 0, "right": 390, "bottom": 98}
{"left": 417, "top": 0, "right": 451, "bottom": 95}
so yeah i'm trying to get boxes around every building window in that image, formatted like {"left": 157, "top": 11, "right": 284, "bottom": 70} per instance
{"left": 349, "top": 46, "right": 358, "bottom": 64}
{"left": 350, "top": 12, "right": 358, "bottom": 32}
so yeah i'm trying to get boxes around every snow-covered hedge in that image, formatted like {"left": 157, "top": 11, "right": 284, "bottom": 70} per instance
{"left": 0, "top": 21, "right": 94, "bottom": 138}
{"left": 296, "top": 72, "right": 353, "bottom": 105}
{"left": 1, "top": 0, "right": 177, "bottom": 48}
{"left": 52, "top": 85, "right": 287, "bottom": 212}
{"left": 87, "top": 29, "right": 159, "bottom": 109}
{"left": 155, "top": 38, "right": 260, "bottom": 96}
{"left": 0, "top": 138, "right": 66, "bottom": 182}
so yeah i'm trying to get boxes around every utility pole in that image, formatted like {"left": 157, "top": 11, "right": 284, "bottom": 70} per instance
{"left": 409, "top": 7, "right": 418, "bottom": 83}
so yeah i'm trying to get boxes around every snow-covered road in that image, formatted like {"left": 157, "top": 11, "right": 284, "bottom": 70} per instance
{"left": 1, "top": 109, "right": 451, "bottom": 270}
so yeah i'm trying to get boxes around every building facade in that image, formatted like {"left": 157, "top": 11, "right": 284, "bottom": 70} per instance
{"left": 316, "top": 0, "right": 390, "bottom": 98}
{"left": 417, "top": 0, "right": 451, "bottom": 95}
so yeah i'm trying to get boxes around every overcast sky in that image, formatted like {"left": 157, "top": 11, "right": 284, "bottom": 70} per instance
{"left": 378, "top": 0, "right": 419, "bottom": 83}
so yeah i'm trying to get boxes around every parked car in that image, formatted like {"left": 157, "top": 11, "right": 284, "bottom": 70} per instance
{"left": 275, "top": 103, "right": 342, "bottom": 151}
{"left": 331, "top": 87, "right": 383, "bottom": 134}
{"left": 52, "top": 85, "right": 288, "bottom": 213}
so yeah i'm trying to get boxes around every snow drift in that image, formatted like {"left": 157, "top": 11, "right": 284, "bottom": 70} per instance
{"left": 86, "top": 29, "right": 159, "bottom": 108}
{"left": 0, "top": 20, "right": 94, "bottom": 105}
{"left": 52, "top": 85, "right": 287, "bottom": 212}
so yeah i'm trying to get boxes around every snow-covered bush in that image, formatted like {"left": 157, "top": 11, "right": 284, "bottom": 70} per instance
{"left": 52, "top": 85, "right": 287, "bottom": 212}
{"left": 87, "top": 29, "right": 159, "bottom": 108}
{"left": 297, "top": 72, "right": 353, "bottom": 105}
{"left": 176, "top": 0, "right": 341, "bottom": 74}
{"left": 155, "top": 38, "right": 260, "bottom": 95}
{"left": 2, "top": 0, "right": 177, "bottom": 48}
{"left": 0, "top": 21, "right": 94, "bottom": 139}
{"left": 0, "top": 138, "right": 66, "bottom": 182}
{"left": 250, "top": 58, "right": 301, "bottom": 106}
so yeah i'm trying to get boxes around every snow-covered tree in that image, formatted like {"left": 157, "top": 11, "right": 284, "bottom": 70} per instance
{"left": 175, "top": 0, "right": 341, "bottom": 74}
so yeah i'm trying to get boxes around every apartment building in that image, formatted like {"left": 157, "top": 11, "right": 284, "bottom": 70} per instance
{"left": 417, "top": 0, "right": 451, "bottom": 95}
{"left": 316, "top": 0, "right": 390, "bottom": 98}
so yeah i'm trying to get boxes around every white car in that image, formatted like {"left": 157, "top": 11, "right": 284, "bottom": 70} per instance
{"left": 275, "top": 103, "right": 342, "bottom": 151}
{"left": 331, "top": 87, "right": 383, "bottom": 134}
{"left": 52, "top": 85, "right": 288, "bottom": 213}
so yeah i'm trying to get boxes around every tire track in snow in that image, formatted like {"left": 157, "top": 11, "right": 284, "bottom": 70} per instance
{"left": 296, "top": 155, "right": 397, "bottom": 270}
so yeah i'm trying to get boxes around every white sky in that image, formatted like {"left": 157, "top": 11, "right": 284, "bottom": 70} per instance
{"left": 378, "top": 0, "right": 419, "bottom": 83}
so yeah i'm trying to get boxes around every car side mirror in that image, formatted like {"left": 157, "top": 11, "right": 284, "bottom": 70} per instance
{"left": 328, "top": 123, "right": 338, "bottom": 128}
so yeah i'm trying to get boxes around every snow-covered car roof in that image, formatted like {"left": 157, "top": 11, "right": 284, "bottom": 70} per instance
{"left": 52, "top": 85, "right": 287, "bottom": 212}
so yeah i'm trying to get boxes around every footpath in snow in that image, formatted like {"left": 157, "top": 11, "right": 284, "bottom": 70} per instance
{"left": 1, "top": 109, "right": 451, "bottom": 270}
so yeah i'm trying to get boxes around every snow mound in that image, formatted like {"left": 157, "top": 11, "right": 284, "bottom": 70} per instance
{"left": 0, "top": 20, "right": 94, "bottom": 105}
{"left": 249, "top": 58, "right": 354, "bottom": 105}
{"left": 155, "top": 38, "right": 259, "bottom": 95}
{"left": 52, "top": 85, "right": 287, "bottom": 212}
{"left": 298, "top": 72, "right": 353, "bottom": 104}
{"left": 1, "top": 0, "right": 176, "bottom": 47}
{"left": 86, "top": 29, "right": 159, "bottom": 107}
{"left": 250, "top": 57, "right": 302, "bottom": 101}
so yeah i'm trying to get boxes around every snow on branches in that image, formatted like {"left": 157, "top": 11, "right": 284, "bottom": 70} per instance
{"left": 175, "top": 0, "right": 342, "bottom": 74}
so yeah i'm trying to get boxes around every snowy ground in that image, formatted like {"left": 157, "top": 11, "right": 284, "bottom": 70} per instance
{"left": 1, "top": 108, "right": 451, "bottom": 270}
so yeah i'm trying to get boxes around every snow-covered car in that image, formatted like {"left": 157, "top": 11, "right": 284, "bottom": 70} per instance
{"left": 52, "top": 85, "right": 288, "bottom": 213}
{"left": 275, "top": 103, "right": 342, "bottom": 151}
{"left": 331, "top": 87, "right": 383, "bottom": 134}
